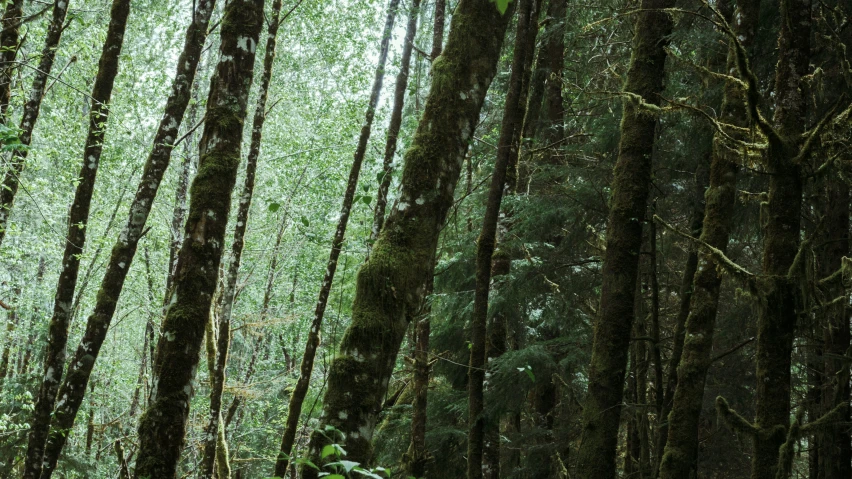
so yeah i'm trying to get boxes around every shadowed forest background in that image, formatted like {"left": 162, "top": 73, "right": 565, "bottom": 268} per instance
{"left": 0, "top": 0, "right": 850, "bottom": 477}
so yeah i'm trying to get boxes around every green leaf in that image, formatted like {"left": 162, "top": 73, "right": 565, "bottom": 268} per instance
{"left": 301, "top": 216, "right": 310, "bottom": 227}
{"left": 361, "top": 195, "right": 372, "bottom": 205}
{"left": 268, "top": 202, "right": 281, "bottom": 213}
{"left": 493, "top": 0, "right": 511, "bottom": 14}
{"left": 326, "top": 460, "right": 360, "bottom": 473}
{"left": 321, "top": 444, "right": 337, "bottom": 459}
{"left": 293, "top": 457, "right": 319, "bottom": 470}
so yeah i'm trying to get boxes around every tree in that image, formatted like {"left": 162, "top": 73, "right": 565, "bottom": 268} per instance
{"left": 0, "top": 0, "right": 71, "bottom": 248}
{"left": 133, "top": 0, "right": 265, "bottom": 475}
{"left": 574, "top": 1, "right": 674, "bottom": 477}
{"left": 300, "top": 0, "right": 514, "bottom": 474}
{"left": 23, "top": 0, "right": 131, "bottom": 474}
{"left": 657, "top": 1, "right": 761, "bottom": 476}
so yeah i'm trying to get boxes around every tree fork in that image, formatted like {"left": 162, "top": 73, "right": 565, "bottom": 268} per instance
{"left": 301, "top": 0, "right": 513, "bottom": 473}
{"left": 272, "top": 0, "right": 400, "bottom": 474}
{"left": 199, "top": 0, "right": 284, "bottom": 475}
{"left": 36, "top": 0, "right": 218, "bottom": 475}
{"left": 574, "top": 1, "right": 674, "bottom": 477}
{"left": 133, "top": 0, "right": 265, "bottom": 472}
{"left": 23, "top": 0, "right": 131, "bottom": 475}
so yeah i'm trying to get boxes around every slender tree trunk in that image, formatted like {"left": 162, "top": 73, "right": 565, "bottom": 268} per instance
{"left": 301, "top": 0, "right": 513, "bottom": 473}
{"left": 38, "top": 1, "right": 217, "bottom": 475}
{"left": 751, "top": 1, "right": 811, "bottom": 477}
{"left": 574, "top": 2, "right": 673, "bottom": 477}
{"left": 129, "top": 247, "right": 157, "bottom": 419}
{"left": 23, "top": 0, "right": 131, "bottom": 475}
{"left": 431, "top": 0, "right": 445, "bottom": 59}
{"left": 133, "top": 0, "right": 265, "bottom": 475}
{"left": 818, "top": 164, "right": 851, "bottom": 479}
{"left": 654, "top": 154, "right": 708, "bottom": 469}
{"left": 657, "top": 2, "right": 760, "bottom": 476}
{"left": 0, "top": 0, "right": 70, "bottom": 248}
{"left": 272, "top": 1, "right": 401, "bottom": 474}
{"left": 200, "top": 0, "right": 284, "bottom": 476}
{"left": 541, "top": 0, "right": 565, "bottom": 146}
{"left": 468, "top": 1, "right": 537, "bottom": 477}
{"left": 0, "top": 0, "right": 24, "bottom": 121}
{"left": 0, "top": 287, "right": 19, "bottom": 391}
{"left": 370, "top": 0, "right": 420, "bottom": 245}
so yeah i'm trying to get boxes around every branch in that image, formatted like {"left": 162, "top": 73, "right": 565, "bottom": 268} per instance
{"left": 794, "top": 96, "right": 851, "bottom": 164}
{"left": 654, "top": 214, "right": 756, "bottom": 284}
{"left": 716, "top": 396, "right": 759, "bottom": 436}
{"left": 710, "top": 337, "right": 755, "bottom": 364}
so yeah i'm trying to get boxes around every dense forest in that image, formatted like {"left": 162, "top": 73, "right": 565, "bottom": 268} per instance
{"left": 0, "top": 0, "right": 850, "bottom": 477}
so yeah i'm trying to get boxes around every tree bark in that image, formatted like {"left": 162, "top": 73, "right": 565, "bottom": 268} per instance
{"left": 271, "top": 1, "right": 401, "bottom": 475}
{"left": 573, "top": 2, "right": 673, "bottom": 477}
{"left": 657, "top": 2, "right": 760, "bottom": 477}
{"left": 751, "top": 1, "right": 811, "bottom": 477}
{"left": 301, "top": 0, "right": 513, "bottom": 473}
{"left": 541, "top": 0, "right": 565, "bottom": 146}
{"left": 199, "top": 0, "right": 284, "bottom": 476}
{"left": 0, "top": 0, "right": 70, "bottom": 248}
{"left": 404, "top": 7, "right": 443, "bottom": 476}
{"left": 0, "top": 0, "right": 24, "bottom": 122}
{"left": 467, "top": 1, "right": 537, "bottom": 477}
{"left": 370, "top": 0, "right": 420, "bottom": 246}
{"left": 133, "top": 0, "right": 265, "bottom": 476}
{"left": 37, "top": 1, "right": 217, "bottom": 475}
{"left": 22, "top": 0, "right": 131, "bottom": 475}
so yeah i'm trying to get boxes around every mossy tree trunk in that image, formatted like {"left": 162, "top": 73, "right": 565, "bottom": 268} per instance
{"left": 573, "top": 2, "right": 673, "bottom": 477}
{"left": 37, "top": 1, "right": 217, "bottom": 475}
{"left": 751, "top": 1, "right": 811, "bottom": 477}
{"left": 200, "top": 1, "right": 283, "bottom": 476}
{"left": 272, "top": 1, "right": 399, "bottom": 475}
{"left": 0, "top": 0, "right": 24, "bottom": 122}
{"left": 0, "top": 0, "right": 70, "bottom": 248}
{"left": 656, "top": 2, "right": 760, "bottom": 477}
{"left": 133, "top": 0, "right": 265, "bottom": 475}
{"left": 301, "top": 0, "right": 514, "bottom": 474}
{"left": 405, "top": 2, "right": 439, "bottom": 476}
{"left": 541, "top": 0, "right": 565, "bottom": 146}
{"left": 467, "top": 1, "right": 535, "bottom": 477}
{"left": 370, "top": 0, "right": 420, "bottom": 245}
{"left": 22, "top": 0, "right": 131, "bottom": 475}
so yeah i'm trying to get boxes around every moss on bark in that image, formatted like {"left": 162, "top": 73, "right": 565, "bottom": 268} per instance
{"left": 574, "top": 1, "right": 674, "bottom": 477}
{"left": 300, "top": 0, "right": 513, "bottom": 475}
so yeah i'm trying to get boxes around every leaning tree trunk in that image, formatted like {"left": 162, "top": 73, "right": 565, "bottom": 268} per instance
{"left": 0, "top": 0, "right": 71, "bottom": 248}
{"left": 199, "top": 0, "right": 283, "bottom": 476}
{"left": 656, "top": 1, "right": 760, "bottom": 477}
{"left": 751, "top": 1, "right": 810, "bottom": 477}
{"left": 37, "top": 1, "right": 217, "bottom": 475}
{"left": 467, "top": 1, "right": 536, "bottom": 477}
{"left": 22, "top": 0, "right": 131, "bottom": 475}
{"left": 301, "top": 0, "right": 513, "bottom": 474}
{"left": 370, "top": 0, "right": 420, "bottom": 244}
{"left": 132, "top": 0, "right": 265, "bottom": 476}
{"left": 404, "top": 4, "right": 444, "bottom": 476}
{"left": 573, "top": 2, "right": 673, "bottom": 478}
{"left": 271, "top": 1, "right": 400, "bottom": 475}
{"left": 0, "top": 0, "right": 24, "bottom": 121}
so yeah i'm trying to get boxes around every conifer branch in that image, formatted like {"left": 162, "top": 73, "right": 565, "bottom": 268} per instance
{"left": 715, "top": 396, "right": 758, "bottom": 436}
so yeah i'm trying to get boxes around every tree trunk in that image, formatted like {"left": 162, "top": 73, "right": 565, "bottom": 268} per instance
{"left": 301, "top": 0, "right": 513, "bottom": 474}
{"left": 468, "top": 1, "right": 537, "bottom": 477}
{"left": 200, "top": 0, "right": 283, "bottom": 476}
{"left": 574, "top": 2, "right": 673, "bottom": 477}
{"left": 23, "top": 0, "right": 131, "bottom": 475}
{"left": 0, "top": 0, "right": 70, "bottom": 248}
{"left": 541, "top": 0, "right": 565, "bottom": 146}
{"left": 0, "top": 0, "right": 24, "bottom": 121}
{"left": 370, "top": 0, "right": 420, "bottom": 246}
{"left": 657, "top": 3, "right": 761, "bottom": 477}
{"left": 37, "top": 1, "right": 217, "bottom": 475}
{"left": 751, "top": 1, "right": 811, "bottom": 477}
{"left": 818, "top": 167, "right": 851, "bottom": 479}
{"left": 133, "top": 0, "right": 265, "bottom": 476}
{"left": 404, "top": 7, "right": 443, "bottom": 476}
{"left": 0, "top": 287, "right": 19, "bottom": 391}
{"left": 272, "top": 1, "right": 401, "bottom": 475}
